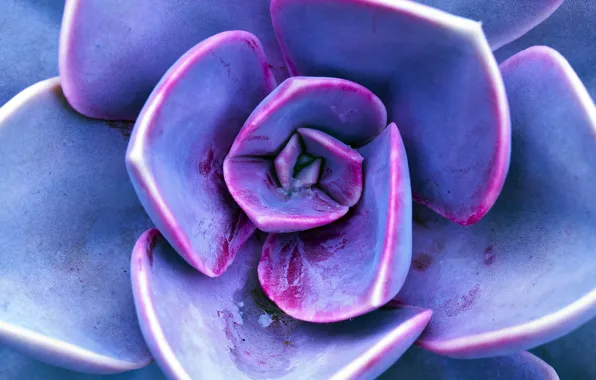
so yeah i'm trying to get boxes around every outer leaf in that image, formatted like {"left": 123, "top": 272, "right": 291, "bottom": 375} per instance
{"left": 395, "top": 47, "right": 596, "bottom": 357}
{"left": 0, "top": 79, "right": 151, "bottom": 373}
{"left": 127, "top": 31, "right": 276, "bottom": 277}
{"left": 60, "top": 0, "right": 285, "bottom": 120}
{"left": 271, "top": 0, "right": 510, "bottom": 225}
{"left": 131, "top": 229, "right": 431, "bottom": 380}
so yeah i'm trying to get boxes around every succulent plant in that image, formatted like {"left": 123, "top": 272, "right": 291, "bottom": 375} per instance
{"left": 0, "top": 0, "right": 594, "bottom": 379}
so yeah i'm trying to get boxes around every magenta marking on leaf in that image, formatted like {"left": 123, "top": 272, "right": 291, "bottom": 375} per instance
{"left": 198, "top": 147, "right": 216, "bottom": 176}
{"left": 443, "top": 285, "right": 482, "bottom": 318}
{"left": 412, "top": 253, "right": 433, "bottom": 272}
{"left": 483, "top": 246, "right": 496, "bottom": 266}
{"left": 246, "top": 135, "right": 270, "bottom": 141}
{"left": 106, "top": 120, "right": 134, "bottom": 140}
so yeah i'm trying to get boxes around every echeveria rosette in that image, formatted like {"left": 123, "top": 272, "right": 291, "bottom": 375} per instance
{"left": 0, "top": 0, "right": 594, "bottom": 379}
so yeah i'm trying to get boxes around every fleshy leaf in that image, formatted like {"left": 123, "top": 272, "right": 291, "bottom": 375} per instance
{"left": 298, "top": 128, "right": 363, "bottom": 207}
{"left": 0, "top": 1, "right": 63, "bottom": 106}
{"left": 131, "top": 229, "right": 431, "bottom": 380}
{"left": 271, "top": 0, "right": 511, "bottom": 225}
{"left": 127, "top": 31, "right": 276, "bottom": 277}
{"left": 294, "top": 158, "right": 322, "bottom": 187}
{"left": 413, "top": 0, "right": 563, "bottom": 50}
{"left": 226, "top": 76, "right": 387, "bottom": 158}
{"left": 274, "top": 133, "right": 302, "bottom": 190}
{"left": 496, "top": 0, "right": 596, "bottom": 98}
{"left": 59, "top": 0, "right": 286, "bottom": 120}
{"left": 394, "top": 47, "right": 596, "bottom": 357}
{"left": 224, "top": 157, "right": 349, "bottom": 233}
{"left": 0, "top": 78, "right": 151, "bottom": 373}
{"left": 380, "top": 347, "right": 558, "bottom": 379}
{"left": 531, "top": 317, "right": 596, "bottom": 379}
{"left": 0, "top": 347, "right": 165, "bottom": 380}
{"left": 258, "top": 123, "right": 412, "bottom": 322}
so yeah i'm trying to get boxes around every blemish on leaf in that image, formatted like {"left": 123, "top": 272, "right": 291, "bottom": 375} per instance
{"left": 245, "top": 135, "right": 270, "bottom": 141}
{"left": 106, "top": 121, "right": 134, "bottom": 140}
{"left": 146, "top": 236, "right": 157, "bottom": 266}
{"left": 198, "top": 148, "right": 216, "bottom": 176}
{"left": 412, "top": 253, "right": 432, "bottom": 271}
{"left": 443, "top": 284, "right": 481, "bottom": 317}
{"left": 483, "top": 245, "right": 495, "bottom": 266}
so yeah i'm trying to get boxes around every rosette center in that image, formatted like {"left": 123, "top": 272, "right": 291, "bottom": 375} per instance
{"left": 224, "top": 127, "right": 363, "bottom": 233}
{"left": 223, "top": 76, "right": 389, "bottom": 234}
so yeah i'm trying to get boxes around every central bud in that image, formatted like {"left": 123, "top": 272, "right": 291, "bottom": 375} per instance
{"left": 223, "top": 76, "right": 388, "bottom": 234}
{"left": 275, "top": 130, "right": 363, "bottom": 202}
{"left": 224, "top": 128, "right": 363, "bottom": 233}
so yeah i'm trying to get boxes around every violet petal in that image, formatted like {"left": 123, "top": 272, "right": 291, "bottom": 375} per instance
{"left": 294, "top": 158, "right": 322, "bottom": 188}
{"left": 380, "top": 347, "right": 558, "bottom": 379}
{"left": 126, "top": 31, "right": 276, "bottom": 277}
{"left": 413, "top": 0, "right": 563, "bottom": 50}
{"left": 274, "top": 133, "right": 302, "bottom": 190}
{"left": 59, "top": 0, "right": 285, "bottom": 120}
{"left": 226, "top": 76, "right": 387, "bottom": 157}
{"left": 0, "top": 78, "right": 151, "bottom": 373}
{"left": 298, "top": 128, "right": 363, "bottom": 207}
{"left": 258, "top": 123, "right": 412, "bottom": 322}
{"left": 395, "top": 46, "right": 596, "bottom": 358}
{"left": 271, "top": 0, "right": 511, "bottom": 225}
{"left": 131, "top": 229, "right": 431, "bottom": 379}
{"left": 224, "top": 157, "right": 349, "bottom": 233}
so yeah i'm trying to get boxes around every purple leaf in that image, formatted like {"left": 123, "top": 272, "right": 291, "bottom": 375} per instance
{"left": 394, "top": 46, "right": 596, "bottom": 358}
{"left": 59, "top": 0, "right": 285, "bottom": 120}
{"left": 0, "top": 79, "right": 151, "bottom": 373}
{"left": 271, "top": 0, "right": 511, "bottom": 225}
{"left": 131, "top": 229, "right": 431, "bottom": 379}
{"left": 380, "top": 347, "right": 558, "bottom": 379}
{"left": 227, "top": 76, "right": 387, "bottom": 155}
{"left": 224, "top": 157, "right": 349, "bottom": 233}
{"left": 412, "top": 0, "right": 563, "bottom": 50}
{"left": 274, "top": 133, "right": 302, "bottom": 190}
{"left": 298, "top": 128, "right": 363, "bottom": 207}
{"left": 126, "top": 31, "right": 276, "bottom": 277}
{"left": 258, "top": 124, "right": 412, "bottom": 322}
